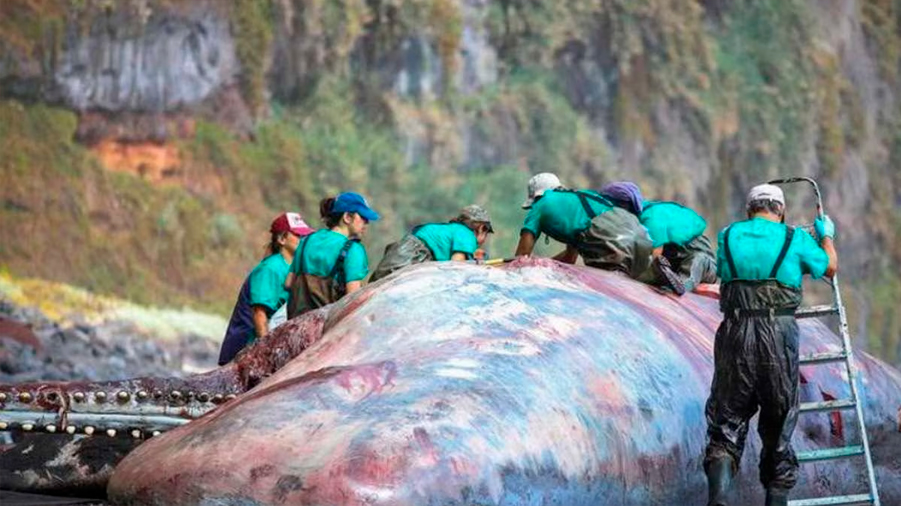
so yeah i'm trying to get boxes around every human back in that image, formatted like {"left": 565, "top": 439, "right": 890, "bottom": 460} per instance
{"left": 522, "top": 188, "right": 613, "bottom": 244}
{"left": 640, "top": 201, "right": 707, "bottom": 248}
{"left": 413, "top": 222, "right": 478, "bottom": 261}
{"left": 294, "top": 230, "right": 367, "bottom": 278}
{"left": 718, "top": 218, "right": 828, "bottom": 289}
{"left": 286, "top": 192, "right": 379, "bottom": 319}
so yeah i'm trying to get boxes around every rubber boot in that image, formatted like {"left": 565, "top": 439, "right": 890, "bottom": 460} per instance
{"left": 653, "top": 256, "right": 686, "bottom": 295}
{"left": 706, "top": 457, "right": 734, "bottom": 506}
{"left": 765, "top": 489, "right": 789, "bottom": 506}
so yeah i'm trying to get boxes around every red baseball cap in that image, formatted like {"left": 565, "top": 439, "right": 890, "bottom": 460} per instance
{"left": 270, "top": 212, "right": 315, "bottom": 236}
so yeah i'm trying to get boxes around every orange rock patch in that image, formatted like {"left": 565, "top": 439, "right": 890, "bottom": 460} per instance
{"left": 93, "top": 140, "right": 183, "bottom": 183}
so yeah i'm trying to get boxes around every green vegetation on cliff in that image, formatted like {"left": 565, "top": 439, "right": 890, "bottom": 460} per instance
{"left": 231, "top": 0, "right": 274, "bottom": 115}
{"left": 0, "top": 100, "right": 246, "bottom": 313}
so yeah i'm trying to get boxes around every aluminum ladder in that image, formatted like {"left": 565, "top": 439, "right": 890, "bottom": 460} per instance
{"left": 769, "top": 177, "right": 880, "bottom": 506}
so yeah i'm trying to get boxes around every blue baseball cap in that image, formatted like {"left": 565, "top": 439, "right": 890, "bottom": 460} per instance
{"left": 333, "top": 192, "right": 380, "bottom": 222}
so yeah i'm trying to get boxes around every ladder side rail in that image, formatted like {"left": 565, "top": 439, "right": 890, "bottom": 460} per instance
{"left": 768, "top": 176, "right": 880, "bottom": 506}
{"left": 832, "top": 274, "right": 880, "bottom": 506}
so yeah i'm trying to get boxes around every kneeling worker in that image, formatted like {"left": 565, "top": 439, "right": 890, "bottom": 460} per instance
{"left": 703, "top": 183, "right": 837, "bottom": 506}
{"left": 370, "top": 205, "right": 493, "bottom": 282}
{"left": 600, "top": 181, "right": 717, "bottom": 295}
{"left": 514, "top": 173, "right": 652, "bottom": 278}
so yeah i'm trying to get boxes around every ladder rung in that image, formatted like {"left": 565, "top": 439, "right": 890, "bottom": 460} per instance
{"left": 800, "top": 351, "right": 847, "bottom": 365}
{"left": 797, "top": 445, "right": 865, "bottom": 462}
{"left": 795, "top": 304, "right": 838, "bottom": 318}
{"left": 796, "top": 305, "right": 840, "bottom": 319}
{"left": 788, "top": 493, "right": 874, "bottom": 505}
{"left": 800, "top": 398, "right": 856, "bottom": 413}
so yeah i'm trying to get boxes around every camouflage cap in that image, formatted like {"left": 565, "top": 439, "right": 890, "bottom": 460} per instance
{"left": 460, "top": 204, "right": 494, "bottom": 233}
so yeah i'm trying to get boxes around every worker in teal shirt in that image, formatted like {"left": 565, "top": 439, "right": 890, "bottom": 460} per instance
{"left": 703, "top": 184, "right": 838, "bottom": 506}
{"left": 600, "top": 181, "right": 718, "bottom": 295}
{"left": 514, "top": 173, "right": 652, "bottom": 278}
{"left": 370, "top": 205, "right": 493, "bottom": 282}
{"left": 641, "top": 201, "right": 717, "bottom": 293}
{"left": 285, "top": 192, "right": 379, "bottom": 318}
{"left": 218, "top": 212, "right": 315, "bottom": 365}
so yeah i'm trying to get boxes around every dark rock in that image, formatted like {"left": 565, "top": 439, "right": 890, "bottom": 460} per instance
{"left": 0, "top": 300, "right": 217, "bottom": 383}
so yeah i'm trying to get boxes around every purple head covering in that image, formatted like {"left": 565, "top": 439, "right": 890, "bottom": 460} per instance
{"left": 599, "top": 181, "right": 644, "bottom": 216}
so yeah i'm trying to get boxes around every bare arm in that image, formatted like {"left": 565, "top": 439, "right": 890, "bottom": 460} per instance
{"left": 252, "top": 306, "right": 269, "bottom": 339}
{"left": 552, "top": 245, "right": 580, "bottom": 264}
{"left": 451, "top": 252, "right": 467, "bottom": 262}
{"left": 515, "top": 231, "right": 536, "bottom": 257}
{"left": 821, "top": 237, "right": 838, "bottom": 278}
{"left": 345, "top": 280, "right": 363, "bottom": 294}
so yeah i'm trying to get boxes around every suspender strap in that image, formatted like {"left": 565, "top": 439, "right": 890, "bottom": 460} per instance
{"left": 580, "top": 191, "right": 613, "bottom": 207}
{"left": 769, "top": 226, "right": 795, "bottom": 279}
{"left": 328, "top": 239, "right": 356, "bottom": 281}
{"left": 296, "top": 232, "right": 316, "bottom": 310}
{"left": 722, "top": 224, "right": 794, "bottom": 281}
{"left": 722, "top": 225, "right": 738, "bottom": 280}
{"left": 560, "top": 189, "right": 612, "bottom": 220}
{"left": 297, "top": 232, "right": 312, "bottom": 276}
{"left": 576, "top": 193, "right": 595, "bottom": 219}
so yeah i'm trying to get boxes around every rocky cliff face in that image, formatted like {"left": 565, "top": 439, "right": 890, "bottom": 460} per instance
{"left": 56, "top": 8, "right": 234, "bottom": 112}
{"left": 1, "top": 1, "right": 249, "bottom": 142}
{"left": 1, "top": 0, "right": 898, "bottom": 363}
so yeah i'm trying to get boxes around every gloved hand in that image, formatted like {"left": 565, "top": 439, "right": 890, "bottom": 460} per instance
{"left": 814, "top": 214, "right": 835, "bottom": 241}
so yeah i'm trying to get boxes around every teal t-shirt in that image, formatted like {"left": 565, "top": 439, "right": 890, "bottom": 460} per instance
{"left": 290, "top": 230, "right": 369, "bottom": 282}
{"left": 717, "top": 217, "right": 829, "bottom": 288}
{"left": 248, "top": 253, "right": 292, "bottom": 312}
{"left": 413, "top": 222, "right": 478, "bottom": 261}
{"left": 521, "top": 189, "right": 614, "bottom": 244}
{"left": 219, "top": 253, "right": 292, "bottom": 364}
{"left": 640, "top": 201, "right": 707, "bottom": 248}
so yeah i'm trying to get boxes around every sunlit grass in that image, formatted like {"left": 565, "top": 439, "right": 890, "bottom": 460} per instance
{"left": 0, "top": 270, "right": 226, "bottom": 342}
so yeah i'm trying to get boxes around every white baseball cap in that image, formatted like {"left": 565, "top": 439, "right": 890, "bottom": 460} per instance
{"left": 522, "top": 172, "right": 562, "bottom": 209}
{"left": 746, "top": 183, "right": 785, "bottom": 206}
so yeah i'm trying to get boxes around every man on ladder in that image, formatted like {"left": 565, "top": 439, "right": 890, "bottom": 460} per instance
{"left": 704, "top": 183, "right": 838, "bottom": 506}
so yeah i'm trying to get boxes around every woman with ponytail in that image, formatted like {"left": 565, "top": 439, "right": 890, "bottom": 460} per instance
{"left": 218, "top": 212, "right": 314, "bottom": 365}
{"left": 285, "top": 192, "right": 380, "bottom": 318}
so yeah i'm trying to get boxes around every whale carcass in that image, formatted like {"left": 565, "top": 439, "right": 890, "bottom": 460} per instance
{"left": 2, "top": 258, "right": 900, "bottom": 505}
